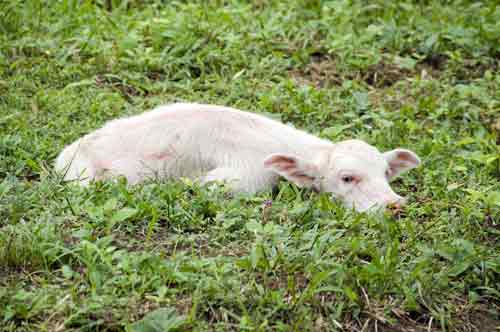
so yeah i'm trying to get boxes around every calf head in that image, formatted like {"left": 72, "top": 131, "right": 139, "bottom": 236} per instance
{"left": 264, "top": 140, "right": 420, "bottom": 212}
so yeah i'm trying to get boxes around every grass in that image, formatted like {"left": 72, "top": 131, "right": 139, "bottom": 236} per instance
{"left": 0, "top": 0, "right": 499, "bottom": 331}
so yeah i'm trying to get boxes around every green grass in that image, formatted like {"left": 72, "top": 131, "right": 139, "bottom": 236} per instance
{"left": 1, "top": 0, "right": 499, "bottom": 331}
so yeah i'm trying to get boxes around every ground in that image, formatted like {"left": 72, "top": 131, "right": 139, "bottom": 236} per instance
{"left": 0, "top": 0, "right": 499, "bottom": 331}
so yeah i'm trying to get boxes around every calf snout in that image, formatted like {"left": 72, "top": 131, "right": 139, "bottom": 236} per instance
{"left": 385, "top": 196, "right": 406, "bottom": 211}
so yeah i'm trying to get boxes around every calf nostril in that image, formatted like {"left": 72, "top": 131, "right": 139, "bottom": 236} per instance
{"left": 388, "top": 202, "right": 401, "bottom": 210}
{"left": 386, "top": 197, "right": 406, "bottom": 210}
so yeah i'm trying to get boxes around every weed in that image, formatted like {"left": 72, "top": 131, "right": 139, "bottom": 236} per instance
{"left": 0, "top": 0, "right": 499, "bottom": 331}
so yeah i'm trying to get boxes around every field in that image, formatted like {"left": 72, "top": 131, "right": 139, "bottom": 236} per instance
{"left": 1, "top": 0, "right": 499, "bottom": 331}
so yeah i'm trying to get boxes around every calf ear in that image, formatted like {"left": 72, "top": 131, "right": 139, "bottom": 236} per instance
{"left": 384, "top": 148, "right": 421, "bottom": 179}
{"left": 264, "top": 153, "right": 320, "bottom": 188}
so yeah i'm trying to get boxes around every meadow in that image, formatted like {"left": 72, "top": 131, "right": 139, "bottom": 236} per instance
{"left": 0, "top": 0, "right": 499, "bottom": 331}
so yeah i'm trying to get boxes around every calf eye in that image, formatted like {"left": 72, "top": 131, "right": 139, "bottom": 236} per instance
{"left": 341, "top": 175, "right": 355, "bottom": 184}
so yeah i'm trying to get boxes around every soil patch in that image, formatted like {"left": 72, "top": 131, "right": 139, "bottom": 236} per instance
{"left": 289, "top": 54, "right": 442, "bottom": 89}
{"left": 289, "top": 54, "right": 343, "bottom": 88}
{"left": 95, "top": 74, "right": 148, "bottom": 102}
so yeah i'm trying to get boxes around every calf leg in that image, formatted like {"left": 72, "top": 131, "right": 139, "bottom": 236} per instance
{"left": 200, "top": 167, "right": 276, "bottom": 193}
{"left": 56, "top": 139, "right": 96, "bottom": 185}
